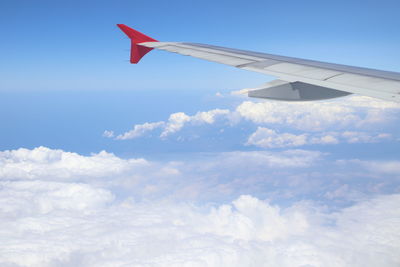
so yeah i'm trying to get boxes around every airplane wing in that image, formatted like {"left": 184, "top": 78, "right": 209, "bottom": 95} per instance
{"left": 117, "top": 24, "right": 400, "bottom": 103}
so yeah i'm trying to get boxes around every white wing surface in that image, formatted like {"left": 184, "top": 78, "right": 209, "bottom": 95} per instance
{"left": 117, "top": 24, "right": 400, "bottom": 103}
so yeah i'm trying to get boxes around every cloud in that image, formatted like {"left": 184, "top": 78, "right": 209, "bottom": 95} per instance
{"left": 202, "top": 149, "right": 323, "bottom": 169}
{"left": 236, "top": 96, "right": 399, "bottom": 131}
{"left": 0, "top": 146, "right": 149, "bottom": 181}
{"left": 0, "top": 147, "right": 321, "bottom": 202}
{"left": 338, "top": 159, "right": 400, "bottom": 175}
{"left": 102, "top": 130, "right": 114, "bottom": 138}
{"left": 1, "top": 147, "right": 400, "bottom": 266}
{"left": 0, "top": 180, "right": 114, "bottom": 216}
{"left": 160, "top": 112, "right": 191, "bottom": 138}
{"left": 108, "top": 109, "right": 230, "bottom": 140}
{"left": 247, "top": 127, "right": 391, "bottom": 148}
{"left": 116, "top": 121, "right": 165, "bottom": 140}
{"left": 160, "top": 109, "right": 230, "bottom": 138}
{"left": 0, "top": 147, "right": 320, "bottom": 202}
{"left": 1, "top": 180, "right": 399, "bottom": 266}
{"left": 107, "top": 96, "right": 400, "bottom": 151}
{"left": 341, "top": 131, "right": 391, "bottom": 143}
{"left": 311, "top": 134, "right": 339, "bottom": 144}
{"left": 247, "top": 127, "right": 309, "bottom": 148}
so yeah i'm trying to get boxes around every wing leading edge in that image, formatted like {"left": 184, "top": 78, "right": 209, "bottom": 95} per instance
{"left": 117, "top": 24, "right": 400, "bottom": 103}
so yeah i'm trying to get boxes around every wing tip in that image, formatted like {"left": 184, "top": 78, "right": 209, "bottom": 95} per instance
{"left": 116, "top": 24, "right": 158, "bottom": 43}
{"left": 117, "top": 24, "right": 158, "bottom": 64}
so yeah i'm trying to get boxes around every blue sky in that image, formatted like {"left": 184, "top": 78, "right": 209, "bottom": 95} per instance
{"left": 1, "top": 0, "right": 400, "bottom": 155}
{"left": 1, "top": 1, "right": 400, "bottom": 266}
{"left": 1, "top": 0, "right": 400, "bottom": 92}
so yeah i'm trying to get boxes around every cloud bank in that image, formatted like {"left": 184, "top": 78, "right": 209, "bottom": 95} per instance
{"left": 247, "top": 127, "right": 391, "bottom": 148}
{"left": 106, "top": 96, "right": 399, "bottom": 149}
{"left": 1, "top": 147, "right": 399, "bottom": 267}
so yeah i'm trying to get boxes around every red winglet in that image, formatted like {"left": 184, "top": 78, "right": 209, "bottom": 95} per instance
{"left": 117, "top": 24, "right": 158, "bottom": 64}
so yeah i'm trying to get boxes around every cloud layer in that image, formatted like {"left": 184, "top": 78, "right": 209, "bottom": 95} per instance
{"left": 106, "top": 96, "right": 399, "bottom": 149}
{"left": 247, "top": 127, "right": 391, "bottom": 148}
{"left": 1, "top": 147, "right": 400, "bottom": 266}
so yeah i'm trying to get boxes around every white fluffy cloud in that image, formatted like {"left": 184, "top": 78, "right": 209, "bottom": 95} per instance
{"left": 1, "top": 147, "right": 400, "bottom": 266}
{"left": 0, "top": 147, "right": 323, "bottom": 203}
{"left": 110, "top": 109, "right": 230, "bottom": 140}
{"left": 1, "top": 181, "right": 400, "bottom": 266}
{"left": 247, "top": 127, "right": 309, "bottom": 148}
{"left": 0, "top": 180, "right": 114, "bottom": 216}
{"left": 116, "top": 121, "right": 165, "bottom": 140}
{"left": 107, "top": 96, "right": 400, "bottom": 149}
{"left": 236, "top": 95, "right": 400, "bottom": 131}
{"left": 0, "top": 146, "right": 149, "bottom": 181}
{"left": 247, "top": 127, "right": 391, "bottom": 148}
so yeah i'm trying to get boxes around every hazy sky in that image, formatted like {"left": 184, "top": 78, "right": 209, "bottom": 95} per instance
{"left": 1, "top": 1, "right": 400, "bottom": 266}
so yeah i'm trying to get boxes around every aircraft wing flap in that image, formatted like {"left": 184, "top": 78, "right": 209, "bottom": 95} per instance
{"left": 247, "top": 79, "right": 351, "bottom": 101}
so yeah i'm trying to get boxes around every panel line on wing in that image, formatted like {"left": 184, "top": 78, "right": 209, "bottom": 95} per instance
{"left": 323, "top": 73, "right": 345, "bottom": 81}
